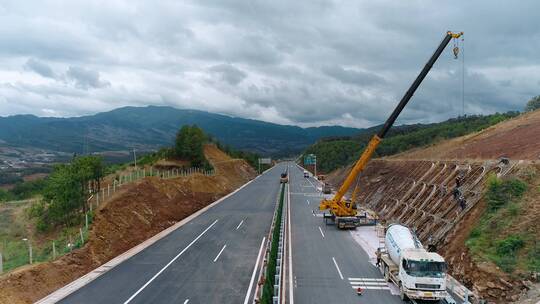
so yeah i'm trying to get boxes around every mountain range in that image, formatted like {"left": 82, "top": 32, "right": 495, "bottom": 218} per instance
{"left": 0, "top": 106, "right": 362, "bottom": 156}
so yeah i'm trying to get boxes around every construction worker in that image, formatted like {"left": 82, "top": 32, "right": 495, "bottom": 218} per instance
{"left": 459, "top": 196, "right": 467, "bottom": 211}
{"left": 440, "top": 185, "right": 447, "bottom": 197}
{"left": 375, "top": 248, "right": 382, "bottom": 267}
{"left": 453, "top": 187, "right": 461, "bottom": 200}
{"left": 456, "top": 173, "right": 464, "bottom": 188}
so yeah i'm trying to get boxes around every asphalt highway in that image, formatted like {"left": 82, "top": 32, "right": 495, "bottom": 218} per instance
{"left": 59, "top": 163, "right": 286, "bottom": 304}
{"left": 56, "top": 161, "right": 463, "bottom": 304}
{"left": 288, "top": 164, "right": 403, "bottom": 304}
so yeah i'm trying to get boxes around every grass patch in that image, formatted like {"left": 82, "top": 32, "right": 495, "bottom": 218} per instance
{"left": 466, "top": 174, "right": 530, "bottom": 274}
{"left": 0, "top": 202, "right": 93, "bottom": 273}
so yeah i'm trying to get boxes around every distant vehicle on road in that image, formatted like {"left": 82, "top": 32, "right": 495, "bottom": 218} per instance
{"left": 322, "top": 183, "right": 331, "bottom": 194}
{"left": 280, "top": 172, "right": 288, "bottom": 183}
{"left": 303, "top": 171, "right": 309, "bottom": 178}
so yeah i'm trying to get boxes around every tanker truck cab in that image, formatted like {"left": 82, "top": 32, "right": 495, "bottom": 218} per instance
{"left": 397, "top": 249, "right": 448, "bottom": 301}
{"left": 380, "top": 224, "right": 448, "bottom": 302}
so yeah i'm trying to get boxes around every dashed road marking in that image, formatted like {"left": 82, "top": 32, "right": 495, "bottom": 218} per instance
{"left": 213, "top": 244, "right": 227, "bottom": 262}
{"left": 236, "top": 220, "right": 244, "bottom": 230}
{"left": 183, "top": 299, "right": 190, "bottom": 304}
{"left": 332, "top": 257, "right": 344, "bottom": 280}
{"left": 318, "top": 226, "right": 325, "bottom": 238}
{"left": 123, "top": 220, "right": 218, "bottom": 304}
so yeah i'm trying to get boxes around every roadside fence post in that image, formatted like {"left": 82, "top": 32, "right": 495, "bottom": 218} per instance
{"left": 80, "top": 228, "right": 84, "bottom": 244}
{"left": 102, "top": 188, "right": 105, "bottom": 200}
{"left": 113, "top": 180, "right": 116, "bottom": 193}
{"left": 52, "top": 241, "right": 56, "bottom": 259}
{"left": 85, "top": 213, "right": 89, "bottom": 230}
{"left": 0, "top": 252, "right": 3, "bottom": 274}
{"left": 96, "top": 193, "right": 99, "bottom": 206}
{"left": 143, "top": 168, "right": 146, "bottom": 177}
{"left": 107, "top": 184, "right": 110, "bottom": 197}
{"left": 29, "top": 241, "right": 33, "bottom": 264}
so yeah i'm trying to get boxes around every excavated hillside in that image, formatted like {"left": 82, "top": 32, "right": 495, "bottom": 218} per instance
{"left": 391, "top": 109, "right": 540, "bottom": 161}
{"left": 327, "top": 110, "right": 540, "bottom": 303}
{"left": 0, "top": 145, "right": 256, "bottom": 304}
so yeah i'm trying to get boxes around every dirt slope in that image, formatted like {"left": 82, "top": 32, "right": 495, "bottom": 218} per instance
{"left": 0, "top": 145, "right": 256, "bottom": 304}
{"left": 392, "top": 109, "right": 540, "bottom": 161}
{"left": 325, "top": 111, "right": 540, "bottom": 303}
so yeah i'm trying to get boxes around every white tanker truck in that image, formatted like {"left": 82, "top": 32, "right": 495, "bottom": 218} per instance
{"left": 380, "top": 224, "right": 448, "bottom": 302}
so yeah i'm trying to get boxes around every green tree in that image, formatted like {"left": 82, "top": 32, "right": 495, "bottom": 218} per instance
{"left": 174, "top": 125, "right": 209, "bottom": 167}
{"left": 0, "top": 188, "right": 15, "bottom": 202}
{"left": 525, "top": 95, "right": 540, "bottom": 112}
{"left": 32, "top": 155, "right": 104, "bottom": 230}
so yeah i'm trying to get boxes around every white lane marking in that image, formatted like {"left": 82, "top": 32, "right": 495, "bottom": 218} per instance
{"left": 348, "top": 278, "right": 386, "bottom": 281}
{"left": 350, "top": 282, "right": 388, "bottom": 286}
{"left": 236, "top": 220, "right": 244, "bottom": 230}
{"left": 243, "top": 237, "right": 266, "bottom": 304}
{"left": 183, "top": 300, "right": 190, "bottom": 304}
{"left": 332, "top": 257, "right": 344, "bottom": 280}
{"left": 287, "top": 183, "right": 294, "bottom": 304}
{"left": 318, "top": 226, "right": 325, "bottom": 238}
{"left": 306, "top": 199, "right": 310, "bottom": 205}
{"left": 351, "top": 286, "right": 390, "bottom": 290}
{"left": 213, "top": 244, "right": 227, "bottom": 262}
{"left": 306, "top": 178, "right": 317, "bottom": 189}
{"left": 123, "top": 220, "right": 218, "bottom": 304}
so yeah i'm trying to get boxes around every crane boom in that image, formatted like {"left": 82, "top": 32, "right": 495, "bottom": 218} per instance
{"left": 319, "top": 31, "right": 463, "bottom": 226}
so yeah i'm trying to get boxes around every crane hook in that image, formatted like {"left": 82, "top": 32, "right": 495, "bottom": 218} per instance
{"left": 453, "top": 46, "right": 459, "bottom": 59}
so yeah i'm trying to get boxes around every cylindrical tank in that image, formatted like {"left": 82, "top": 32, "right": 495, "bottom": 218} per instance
{"left": 385, "top": 224, "right": 422, "bottom": 265}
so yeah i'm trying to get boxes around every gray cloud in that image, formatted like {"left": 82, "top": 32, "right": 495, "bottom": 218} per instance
{"left": 322, "top": 66, "right": 386, "bottom": 86}
{"left": 24, "top": 58, "right": 56, "bottom": 79}
{"left": 66, "top": 66, "right": 110, "bottom": 90}
{"left": 0, "top": 0, "right": 539, "bottom": 128}
{"left": 209, "top": 64, "right": 247, "bottom": 85}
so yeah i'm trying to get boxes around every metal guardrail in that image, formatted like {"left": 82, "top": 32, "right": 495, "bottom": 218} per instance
{"left": 254, "top": 183, "right": 286, "bottom": 304}
{"left": 273, "top": 185, "right": 287, "bottom": 303}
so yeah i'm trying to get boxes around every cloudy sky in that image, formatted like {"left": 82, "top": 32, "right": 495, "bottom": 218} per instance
{"left": 1, "top": 0, "right": 539, "bottom": 128}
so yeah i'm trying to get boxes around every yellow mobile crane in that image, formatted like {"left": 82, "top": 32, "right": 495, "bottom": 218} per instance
{"left": 320, "top": 31, "right": 463, "bottom": 229}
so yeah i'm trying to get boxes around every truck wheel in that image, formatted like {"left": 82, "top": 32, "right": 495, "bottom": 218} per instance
{"left": 399, "top": 282, "right": 408, "bottom": 301}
